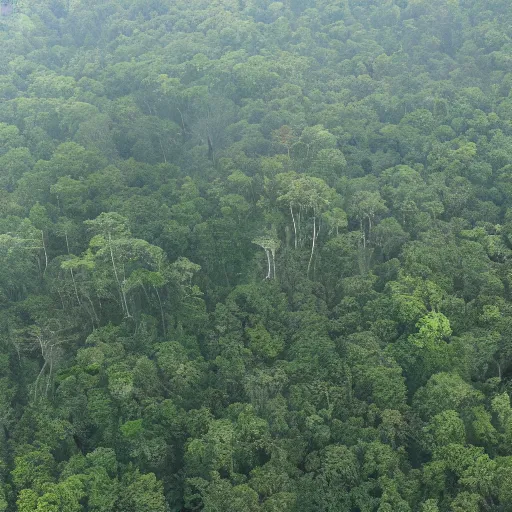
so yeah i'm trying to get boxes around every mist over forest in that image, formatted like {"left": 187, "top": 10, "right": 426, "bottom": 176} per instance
{"left": 1, "top": 0, "right": 512, "bottom": 510}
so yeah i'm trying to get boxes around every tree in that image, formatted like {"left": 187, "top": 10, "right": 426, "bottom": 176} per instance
{"left": 423, "top": 410, "right": 466, "bottom": 450}
{"left": 84, "top": 213, "right": 133, "bottom": 317}
{"left": 14, "top": 321, "right": 74, "bottom": 401}
{"left": 3, "top": 1, "right": 512, "bottom": 510}
{"left": 413, "top": 373, "right": 483, "bottom": 421}
{"left": 252, "top": 230, "right": 280, "bottom": 279}
{"left": 0, "top": 219, "right": 44, "bottom": 302}
{"left": 276, "top": 172, "right": 337, "bottom": 276}
{"left": 82, "top": 212, "right": 166, "bottom": 319}
{"left": 297, "top": 444, "right": 359, "bottom": 511}
{"left": 116, "top": 471, "right": 166, "bottom": 512}
{"left": 11, "top": 446, "right": 55, "bottom": 494}
{"left": 0, "top": 147, "right": 34, "bottom": 192}
{"left": 346, "top": 190, "right": 388, "bottom": 250}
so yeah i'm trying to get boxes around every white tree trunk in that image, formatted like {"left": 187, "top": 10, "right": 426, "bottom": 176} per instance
{"left": 108, "top": 233, "right": 130, "bottom": 317}
{"left": 290, "top": 204, "right": 297, "bottom": 249}
{"left": 307, "top": 216, "right": 316, "bottom": 277}
{"left": 65, "top": 232, "right": 82, "bottom": 306}
{"left": 154, "top": 286, "right": 166, "bottom": 337}
{"left": 41, "top": 230, "right": 48, "bottom": 276}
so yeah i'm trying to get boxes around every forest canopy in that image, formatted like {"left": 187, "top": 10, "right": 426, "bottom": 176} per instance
{"left": 1, "top": 0, "right": 512, "bottom": 511}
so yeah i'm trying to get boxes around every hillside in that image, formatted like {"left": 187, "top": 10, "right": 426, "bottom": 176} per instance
{"left": 1, "top": 1, "right": 512, "bottom": 510}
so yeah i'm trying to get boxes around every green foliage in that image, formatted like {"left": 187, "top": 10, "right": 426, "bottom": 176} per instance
{"left": 1, "top": 0, "right": 512, "bottom": 510}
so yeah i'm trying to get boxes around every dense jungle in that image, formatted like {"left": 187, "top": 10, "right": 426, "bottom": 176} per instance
{"left": 1, "top": 0, "right": 512, "bottom": 510}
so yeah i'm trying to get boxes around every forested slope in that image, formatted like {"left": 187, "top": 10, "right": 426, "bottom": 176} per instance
{"left": 1, "top": 0, "right": 512, "bottom": 510}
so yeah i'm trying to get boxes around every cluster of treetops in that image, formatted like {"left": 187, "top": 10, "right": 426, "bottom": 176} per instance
{"left": 1, "top": 0, "right": 512, "bottom": 510}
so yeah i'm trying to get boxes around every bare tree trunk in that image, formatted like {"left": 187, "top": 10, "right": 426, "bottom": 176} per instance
{"left": 57, "top": 289, "right": 65, "bottom": 309}
{"left": 177, "top": 106, "right": 187, "bottom": 139}
{"left": 85, "top": 293, "right": 99, "bottom": 326}
{"left": 65, "top": 232, "right": 82, "bottom": 306}
{"left": 307, "top": 216, "right": 316, "bottom": 278}
{"left": 70, "top": 269, "right": 81, "bottom": 305}
{"left": 290, "top": 205, "right": 297, "bottom": 249}
{"left": 108, "top": 233, "right": 130, "bottom": 317}
{"left": 41, "top": 230, "right": 48, "bottom": 277}
{"left": 34, "top": 360, "right": 47, "bottom": 401}
{"left": 298, "top": 209, "right": 302, "bottom": 246}
{"left": 139, "top": 281, "right": 151, "bottom": 303}
{"left": 154, "top": 286, "right": 166, "bottom": 338}
{"left": 158, "top": 136, "right": 167, "bottom": 163}
{"left": 46, "top": 353, "right": 54, "bottom": 398}
{"left": 265, "top": 249, "right": 271, "bottom": 279}
{"left": 271, "top": 249, "right": 276, "bottom": 279}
